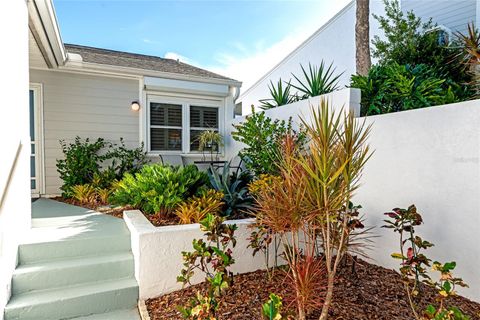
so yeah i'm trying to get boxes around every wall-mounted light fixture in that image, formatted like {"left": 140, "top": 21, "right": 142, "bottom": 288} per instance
{"left": 131, "top": 101, "right": 141, "bottom": 111}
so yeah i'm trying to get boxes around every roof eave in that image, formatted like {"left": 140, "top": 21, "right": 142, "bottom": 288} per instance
{"left": 61, "top": 60, "right": 243, "bottom": 87}
{"left": 28, "top": 0, "right": 67, "bottom": 68}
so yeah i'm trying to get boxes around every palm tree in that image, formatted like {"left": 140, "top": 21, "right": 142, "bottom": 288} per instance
{"left": 355, "top": 0, "right": 371, "bottom": 76}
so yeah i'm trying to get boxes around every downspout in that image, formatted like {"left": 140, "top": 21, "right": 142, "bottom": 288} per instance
{"left": 230, "top": 85, "right": 241, "bottom": 117}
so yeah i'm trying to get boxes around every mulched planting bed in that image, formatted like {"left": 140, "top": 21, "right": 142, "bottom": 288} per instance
{"left": 52, "top": 197, "right": 252, "bottom": 227}
{"left": 146, "top": 258, "right": 480, "bottom": 320}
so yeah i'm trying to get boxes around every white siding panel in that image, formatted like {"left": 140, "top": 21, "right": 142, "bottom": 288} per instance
{"left": 29, "top": 69, "right": 140, "bottom": 195}
{"left": 402, "top": 0, "right": 476, "bottom": 34}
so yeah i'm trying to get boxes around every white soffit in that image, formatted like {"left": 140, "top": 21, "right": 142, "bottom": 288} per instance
{"left": 144, "top": 76, "right": 229, "bottom": 97}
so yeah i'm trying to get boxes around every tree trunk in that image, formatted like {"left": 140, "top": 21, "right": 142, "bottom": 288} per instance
{"left": 355, "top": 0, "right": 371, "bottom": 76}
{"left": 319, "top": 273, "right": 335, "bottom": 320}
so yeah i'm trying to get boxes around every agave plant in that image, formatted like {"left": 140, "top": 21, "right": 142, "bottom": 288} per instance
{"left": 259, "top": 79, "right": 296, "bottom": 110}
{"left": 207, "top": 162, "right": 254, "bottom": 218}
{"left": 290, "top": 61, "right": 343, "bottom": 98}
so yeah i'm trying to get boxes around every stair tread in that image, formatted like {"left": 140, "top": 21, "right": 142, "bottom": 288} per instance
{"left": 68, "top": 308, "right": 140, "bottom": 320}
{"left": 14, "top": 252, "right": 133, "bottom": 273}
{"left": 6, "top": 278, "right": 138, "bottom": 309}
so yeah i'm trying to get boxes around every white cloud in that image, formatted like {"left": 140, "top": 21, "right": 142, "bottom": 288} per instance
{"left": 207, "top": 29, "right": 315, "bottom": 90}
{"left": 164, "top": 51, "right": 197, "bottom": 65}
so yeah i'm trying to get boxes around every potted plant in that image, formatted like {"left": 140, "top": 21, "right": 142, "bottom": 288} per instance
{"left": 198, "top": 130, "right": 223, "bottom": 161}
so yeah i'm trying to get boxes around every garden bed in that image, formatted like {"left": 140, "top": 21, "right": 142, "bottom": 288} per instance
{"left": 146, "top": 258, "right": 480, "bottom": 320}
{"left": 53, "top": 196, "right": 251, "bottom": 226}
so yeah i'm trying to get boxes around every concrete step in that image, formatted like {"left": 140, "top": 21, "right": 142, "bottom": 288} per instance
{"left": 4, "top": 278, "right": 139, "bottom": 320}
{"left": 12, "top": 252, "right": 135, "bottom": 295}
{"left": 18, "top": 234, "right": 131, "bottom": 265}
{"left": 68, "top": 308, "right": 141, "bottom": 320}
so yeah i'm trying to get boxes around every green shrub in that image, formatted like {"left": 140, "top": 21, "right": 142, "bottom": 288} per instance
{"left": 351, "top": 63, "right": 459, "bottom": 116}
{"left": 371, "top": 0, "right": 474, "bottom": 103}
{"left": 57, "top": 137, "right": 109, "bottom": 197}
{"left": 231, "top": 107, "right": 306, "bottom": 176}
{"left": 105, "top": 138, "right": 149, "bottom": 180}
{"left": 110, "top": 164, "right": 208, "bottom": 215}
{"left": 56, "top": 137, "right": 148, "bottom": 197}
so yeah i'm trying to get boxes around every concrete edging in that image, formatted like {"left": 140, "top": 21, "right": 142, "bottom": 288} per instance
{"left": 138, "top": 300, "right": 150, "bottom": 320}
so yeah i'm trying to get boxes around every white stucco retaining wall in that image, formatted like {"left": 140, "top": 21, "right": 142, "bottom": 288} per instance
{"left": 124, "top": 210, "right": 271, "bottom": 299}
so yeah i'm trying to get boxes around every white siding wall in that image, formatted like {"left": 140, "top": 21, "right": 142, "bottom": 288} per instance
{"left": 402, "top": 0, "right": 476, "bottom": 35}
{"left": 239, "top": 0, "right": 386, "bottom": 114}
{"left": 0, "top": 0, "right": 30, "bottom": 318}
{"left": 29, "top": 70, "right": 140, "bottom": 195}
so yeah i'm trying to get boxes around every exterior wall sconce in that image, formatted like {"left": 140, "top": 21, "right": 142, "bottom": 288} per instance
{"left": 131, "top": 101, "right": 141, "bottom": 111}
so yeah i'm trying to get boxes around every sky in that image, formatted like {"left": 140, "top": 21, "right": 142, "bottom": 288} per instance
{"left": 53, "top": 0, "right": 352, "bottom": 90}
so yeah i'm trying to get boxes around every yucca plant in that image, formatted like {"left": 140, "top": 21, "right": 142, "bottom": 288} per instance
{"left": 259, "top": 79, "right": 296, "bottom": 110}
{"left": 456, "top": 22, "right": 480, "bottom": 94}
{"left": 290, "top": 62, "right": 343, "bottom": 98}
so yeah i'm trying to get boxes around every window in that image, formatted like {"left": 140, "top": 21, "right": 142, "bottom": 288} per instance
{"left": 146, "top": 97, "right": 223, "bottom": 154}
{"left": 149, "top": 103, "right": 182, "bottom": 151}
{"left": 190, "top": 106, "right": 219, "bottom": 151}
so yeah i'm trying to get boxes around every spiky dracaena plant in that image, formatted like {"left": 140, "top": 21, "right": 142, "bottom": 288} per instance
{"left": 252, "top": 134, "right": 326, "bottom": 320}
{"left": 296, "top": 100, "right": 372, "bottom": 320}
{"left": 290, "top": 62, "right": 343, "bottom": 98}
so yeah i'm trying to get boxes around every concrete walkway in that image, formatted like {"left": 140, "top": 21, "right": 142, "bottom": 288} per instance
{"left": 4, "top": 199, "right": 140, "bottom": 320}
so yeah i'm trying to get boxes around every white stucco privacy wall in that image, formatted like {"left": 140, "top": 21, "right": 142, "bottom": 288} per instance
{"left": 29, "top": 70, "right": 140, "bottom": 195}
{"left": 0, "top": 0, "right": 31, "bottom": 318}
{"left": 239, "top": 0, "right": 386, "bottom": 114}
{"left": 355, "top": 100, "right": 480, "bottom": 301}
{"left": 229, "top": 94, "right": 480, "bottom": 301}
{"left": 225, "top": 88, "right": 361, "bottom": 161}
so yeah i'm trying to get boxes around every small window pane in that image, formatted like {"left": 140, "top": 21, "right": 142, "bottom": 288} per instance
{"left": 31, "top": 143, "right": 35, "bottom": 154}
{"left": 29, "top": 90, "right": 35, "bottom": 140}
{"left": 150, "top": 128, "right": 182, "bottom": 151}
{"left": 150, "top": 103, "right": 182, "bottom": 127}
{"left": 30, "top": 156, "right": 36, "bottom": 177}
{"left": 190, "top": 106, "right": 218, "bottom": 128}
{"left": 31, "top": 179, "right": 36, "bottom": 190}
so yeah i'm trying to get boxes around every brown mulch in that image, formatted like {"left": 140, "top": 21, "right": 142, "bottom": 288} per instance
{"left": 52, "top": 197, "right": 251, "bottom": 227}
{"left": 146, "top": 258, "right": 480, "bottom": 320}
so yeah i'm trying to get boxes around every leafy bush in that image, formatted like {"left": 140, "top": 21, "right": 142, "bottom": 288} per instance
{"left": 110, "top": 164, "right": 208, "bottom": 215}
{"left": 383, "top": 205, "right": 469, "bottom": 320}
{"left": 56, "top": 137, "right": 148, "bottom": 197}
{"left": 71, "top": 184, "right": 97, "bottom": 204}
{"left": 351, "top": 63, "right": 459, "bottom": 116}
{"left": 232, "top": 108, "right": 306, "bottom": 176}
{"left": 368, "top": 0, "right": 474, "bottom": 107}
{"left": 57, "top": 137, "right": 109, "bottom": 197}
{"left": 259, "top": 79, "right": 296, "bottom": 110}
{"left": 105, "top": 138, "right": 149, "bottom": 180}
{"left": 262, "top": 293, "right": 284, "bottom": 320}
{"left": 174, "top": 190, "right": 224, "bottom": 224}
{"left": 207, "top": 163, "right": 254, "bottom": 218}
{"left": 177, "top": 214, "right": 237, "bottom": 319}
{"left": 290, "top": 61, "right": 342, "bottom": 98}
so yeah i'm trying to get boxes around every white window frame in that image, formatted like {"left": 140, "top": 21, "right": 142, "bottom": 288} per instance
{"left": 29, "top": 83, "right": 45, "bottom": 197}
{"left": 145, "top": 94, "right": 224, "bottom": 156}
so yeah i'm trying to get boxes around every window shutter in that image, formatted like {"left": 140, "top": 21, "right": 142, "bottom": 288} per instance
{"left": 149, "top": 103, "right": 182, "bottom": 151}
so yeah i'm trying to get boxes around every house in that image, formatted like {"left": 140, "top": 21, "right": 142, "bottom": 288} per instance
{"left": 239, "top": 0, "right": 480, "bottom": 114}
{"left": 1, "top": 0, "right": 241, "bottom": 318}
{"left": 28, "top": 0, "right": 241, "bottom": 197}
